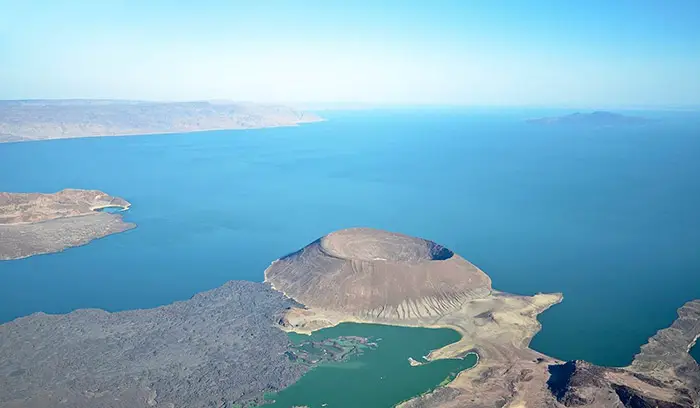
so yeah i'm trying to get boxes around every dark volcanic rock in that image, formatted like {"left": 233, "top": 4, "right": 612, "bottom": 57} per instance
{"left": 0, "top": 281, "right": 308, "bottom": 408}
{"left": 612, "top": 384, "right": 686, "bottom": 408}
{"left": 545, "top": 356, "right": 698, "bottom": 408}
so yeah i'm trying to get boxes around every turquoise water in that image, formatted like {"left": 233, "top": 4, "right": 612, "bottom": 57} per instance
{"left": 266, "top": 323, "right": 477, "bottom": 408}
{"left": 1, "top": 109, "right": 699, "bottom": 367}
{"left": 95, "top": 206, "right": 126, "bottom": 214}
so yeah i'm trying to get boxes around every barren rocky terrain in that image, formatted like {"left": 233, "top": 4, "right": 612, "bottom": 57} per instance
{"left": 268, "top": 228, "right": 700, "bottom": 408}
{"left": 0, "top": 100, "right": 322, "bottom": 143}
{"left": 400, "top": 300, "right": 700, "bottom": 408}
{"left": 2, "top": 226, "right": 698, "bottom": 407}
{"left": 0, "top": 189, "right": 134, "bottom": 260}
{"left": 0, "top": 281, "right": 309, "bottom": 408}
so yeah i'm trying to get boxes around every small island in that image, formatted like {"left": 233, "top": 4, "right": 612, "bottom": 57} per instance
{"left": 0, "top": 189, "right": 135, "bottom": 260}
{"left": 0, "top": 99, "right": 323, "bottom": 143}
{"left": 527, "top": 111, "right": 650, "bottom": 127}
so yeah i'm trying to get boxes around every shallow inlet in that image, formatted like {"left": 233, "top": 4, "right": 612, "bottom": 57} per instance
{"left": 93, "top": 206, "right": 126, "bottom": 214}
{"left": 264, "top": 323, "right": 477, "bottom": 408}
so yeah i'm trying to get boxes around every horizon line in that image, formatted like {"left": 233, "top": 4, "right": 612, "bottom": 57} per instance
{"left": 1, "top": 98, "right": 699, "bottom": 112}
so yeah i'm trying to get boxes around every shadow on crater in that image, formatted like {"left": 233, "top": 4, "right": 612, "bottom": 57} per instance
{"left": 429, "top": 244, "right": 454, "bottom": 261}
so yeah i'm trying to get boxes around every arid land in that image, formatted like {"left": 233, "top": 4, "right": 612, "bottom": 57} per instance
{"left": 0, "top": 99, "right": 323, "bottom": 143}
{"left": 267, "top": 228, "right": 700, "bottom": 408}
{"left": 0, "top": 189, "right": 135, "bottom": 260}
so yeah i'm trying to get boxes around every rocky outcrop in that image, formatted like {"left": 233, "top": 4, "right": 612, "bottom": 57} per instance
{"left": 0, "top": 189, "right": 134, "bottom": 260}
{"left": 627, "top": 300, "right": 700, "bottom": 404}
{"left": 0, "top": 100, "right": 323, "bottom": 143}
{"left": 0, "top": 189, "right": 130, "bottom": 224}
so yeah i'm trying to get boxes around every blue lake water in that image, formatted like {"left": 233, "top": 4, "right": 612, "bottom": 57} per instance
{"left": 1, "top": 109, "right": 699, "bottom": 366}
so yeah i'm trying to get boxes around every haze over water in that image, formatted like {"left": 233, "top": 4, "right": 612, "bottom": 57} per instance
{"left": 0, "top": 109, "right": 699, "bottom": 366}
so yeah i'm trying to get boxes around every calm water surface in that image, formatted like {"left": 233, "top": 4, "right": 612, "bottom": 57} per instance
{"left": 266, "top": 323, "right": 477, "bottom": 408}
{"left": 1, "top": 109, "right": 699, "bottom": 367}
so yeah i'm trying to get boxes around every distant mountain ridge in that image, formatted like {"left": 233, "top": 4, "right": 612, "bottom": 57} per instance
{"left": 0, "top": 99, "right": 323, "bottom": 143}
{"left": 527, "top": 111, "right": 650, "bottom": 126}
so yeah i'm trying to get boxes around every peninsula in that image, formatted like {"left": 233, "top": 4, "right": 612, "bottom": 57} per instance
{"left": 0, "top": 189, "right": 135, "bottom": 260}
{"left": 0, "top": 99, "right": 323, "bottom": 143}
{"left": 267, "top": 228, "right": 700, "bottom": 408}
{"left": 527, "top": 111, "right": 649, "bottom": 127}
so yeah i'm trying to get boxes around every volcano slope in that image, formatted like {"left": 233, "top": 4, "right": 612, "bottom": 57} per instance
{"left": 266, "top": 227, "right": 700, "bottom": 408}
{"left": 266, "top": 228, "right": 492, "bottom": 322}
{"left": 0, "top": 189, "right": 135, "bottom": 260}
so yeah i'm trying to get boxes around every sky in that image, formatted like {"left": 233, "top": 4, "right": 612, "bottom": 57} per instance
{"left": 1, "top": 0, "right": 699, "bottom": 107}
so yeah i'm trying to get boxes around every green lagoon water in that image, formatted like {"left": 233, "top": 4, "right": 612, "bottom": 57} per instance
{"left": 1, "top": 109, "right": 699, "bottom": 403}
{"left": 266, "top": 323, "right": 477, "bottom": 408}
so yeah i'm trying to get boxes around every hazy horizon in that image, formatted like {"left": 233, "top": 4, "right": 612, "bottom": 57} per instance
{"left": 2, "top": 98, "right": 698, "bottom": 112}
{"left": 2, "top": 1, "right": 699, "bottom": 107}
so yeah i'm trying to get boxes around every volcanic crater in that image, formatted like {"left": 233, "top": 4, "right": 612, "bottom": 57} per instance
{"left": 265, "top": 227, "right": 492, "bottom": 321}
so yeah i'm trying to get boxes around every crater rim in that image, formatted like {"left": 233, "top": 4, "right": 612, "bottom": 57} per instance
{"left": 319, "top": 227, "right": 454, "bottom": 263}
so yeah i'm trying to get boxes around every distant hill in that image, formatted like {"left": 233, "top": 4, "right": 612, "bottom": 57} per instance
{"left": 527, "top": 111, "right": 650, "bottom": 127}
{"left": 0, "top": 99, "right": 323, "bottom": 143}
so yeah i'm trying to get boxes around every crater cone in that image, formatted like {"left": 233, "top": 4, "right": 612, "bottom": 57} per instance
{"left": 265, "top": 228, "right": 492, "bottom": 321}
{"left": 320, "top": 228, "right": 454, "bottom": 262}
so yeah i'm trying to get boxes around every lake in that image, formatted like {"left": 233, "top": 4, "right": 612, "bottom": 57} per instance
{"left": 1, "top": 108, "right": 699, "bottom": 370}
{"left": 266, "top": 323, "right": 477, "bottom": 408}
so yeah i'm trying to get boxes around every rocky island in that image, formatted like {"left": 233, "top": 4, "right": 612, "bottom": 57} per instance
{"left": 527, "top": 111, "right": 649, "bottom": 127}
{"left": 0, "top": 189, "right": 134, "bottom": 260}
{"left": 0, "top": 227, "right": 698, "bottom": 407}
{"left": 0, "top": 100, "right": 323, "bottom": 143}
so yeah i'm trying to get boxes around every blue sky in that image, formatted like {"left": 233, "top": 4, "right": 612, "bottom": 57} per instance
{"left": 1, "top": 0, "right": 699, "bottom": 107}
